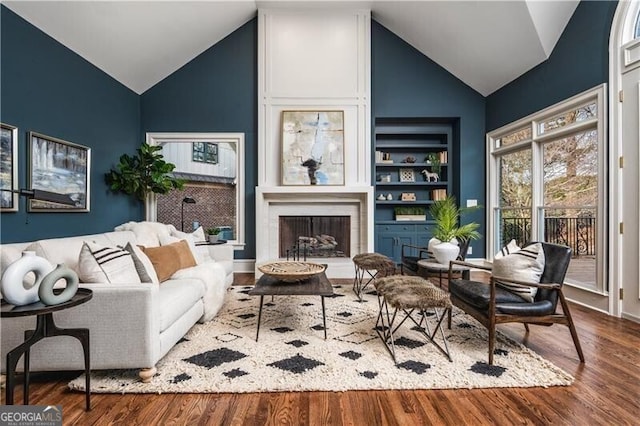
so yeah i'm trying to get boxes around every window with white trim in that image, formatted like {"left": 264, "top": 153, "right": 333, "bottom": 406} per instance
{"left": 487, "top": 85, "right": 607, "bottom": 294}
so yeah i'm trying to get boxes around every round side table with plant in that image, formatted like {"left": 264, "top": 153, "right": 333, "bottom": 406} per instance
{"left": 428, "top": 195, "right": 481, "bottom": 265}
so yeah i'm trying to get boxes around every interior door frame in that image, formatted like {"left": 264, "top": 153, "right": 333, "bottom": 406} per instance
{"left": 609, "top": 1, "right": 640, "bottom": 321}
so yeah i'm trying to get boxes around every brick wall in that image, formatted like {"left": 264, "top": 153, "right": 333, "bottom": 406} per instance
{"left": 157, "top": 182, "right": 236, "bottom": 236}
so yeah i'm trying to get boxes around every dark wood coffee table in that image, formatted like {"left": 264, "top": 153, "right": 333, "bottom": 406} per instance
{"left": 249, "top": 271, "right": 333, "bottom": 341}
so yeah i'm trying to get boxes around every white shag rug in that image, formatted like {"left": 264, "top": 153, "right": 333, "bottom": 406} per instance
{"left": 69, "top": 283, "right": 573, "bottom": 394}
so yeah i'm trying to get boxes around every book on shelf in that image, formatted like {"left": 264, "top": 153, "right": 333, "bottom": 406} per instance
{"left": 438, "top": 151, "right": 448, "bottom": 164}
{"left": 375, "top": 151, "right": 393, "bottom": 163}
{"left": 431, "top": 189, "right": 447, "bottom": 201}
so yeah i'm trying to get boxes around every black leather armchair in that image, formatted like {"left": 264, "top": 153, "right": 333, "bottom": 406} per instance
{"left": 447, "top": 242, "right": 584, "bottom": 365}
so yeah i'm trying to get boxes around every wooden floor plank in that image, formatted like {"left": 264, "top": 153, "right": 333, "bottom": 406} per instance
{"left": 2, "top": 273, "right": 640, "bottom": 425}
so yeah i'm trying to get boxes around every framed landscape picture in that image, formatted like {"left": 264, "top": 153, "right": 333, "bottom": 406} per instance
{"left": 1, "top": 123, "right": 18, "bottom": 212}
{"left": 281, "top": 110, "right": 344, "bottom": 186}
{"left": 28, "top": 131, "right": 91, "bottom": 212}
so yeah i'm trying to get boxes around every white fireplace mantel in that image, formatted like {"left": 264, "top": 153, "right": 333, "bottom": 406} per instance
{"left": 256, "top": 186, "right": 374, "bottom": 278}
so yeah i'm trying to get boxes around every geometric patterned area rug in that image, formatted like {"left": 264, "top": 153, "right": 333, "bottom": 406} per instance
{"left": 69, "top": 283, "right": 573, "bottom": 393}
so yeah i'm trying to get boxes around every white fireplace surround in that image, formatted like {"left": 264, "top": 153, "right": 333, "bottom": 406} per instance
{"left": 256, "top": 187, "right": 374, "bottom": 278}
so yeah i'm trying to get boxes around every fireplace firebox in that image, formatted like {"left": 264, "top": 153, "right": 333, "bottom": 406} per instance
{"left": 279, "top": 216, "right": 350, "bottom": 258}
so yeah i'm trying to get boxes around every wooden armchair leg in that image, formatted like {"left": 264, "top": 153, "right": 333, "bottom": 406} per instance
{"left": 559, "top": 291, "right": 585, "bottom": 363}
{"left": 488, "top": 325, "right": 496, "bottom": 365}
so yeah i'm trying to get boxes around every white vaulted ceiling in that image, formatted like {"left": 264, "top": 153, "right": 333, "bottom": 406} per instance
{"left": 2, "top": 1, "right": 579, "bottom": 95}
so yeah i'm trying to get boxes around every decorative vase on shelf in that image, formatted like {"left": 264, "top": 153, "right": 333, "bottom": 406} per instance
{"left": 38, "top": 263, "right": 79, "bottom": 306}
{"left": 432, "top": 241, "right": 460, "bottom": 266}
{"left": 1, "top": 251, "right": 54, "bottom": 306}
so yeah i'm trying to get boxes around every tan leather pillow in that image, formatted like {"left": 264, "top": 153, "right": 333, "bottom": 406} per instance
{"left": 140, "top": 240, "right": 196, "bottom": 282}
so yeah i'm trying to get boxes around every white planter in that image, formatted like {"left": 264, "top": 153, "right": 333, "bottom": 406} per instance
{"left": 208, "top": 234, "right": 219, "bottom": 243}
{"left": 432, "top": 241, "right": 460, "bottom": 266}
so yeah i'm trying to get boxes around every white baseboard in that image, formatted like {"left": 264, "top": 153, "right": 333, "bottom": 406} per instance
{"left": 233, "top": 259, "right": 255, "bottom": 273}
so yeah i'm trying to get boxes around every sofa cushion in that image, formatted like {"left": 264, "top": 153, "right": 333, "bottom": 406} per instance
{"left": 160, "top": 234, "right": 209, "bottom": 264}
{"left": 140, "top": 240, "right": 196, "bottom": 282}
{"left": 123, "top": 242, "right": 159, "bottom": 284}
{"left": 78, "top": 241, "right": 141, "bottom": 283}
{"left": 169, "top": 225, "right": 206, "bottom": 243}
{"left": 156, "top": 278, "right": 205, "bottom": 332}
{"left": 114, "top": 221, "right": 171, "bottom": 247}
{"left": 492, "top": 243, "right": 545, "bottom": 302}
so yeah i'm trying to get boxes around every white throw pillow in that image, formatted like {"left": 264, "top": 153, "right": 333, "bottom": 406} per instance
{"left": 492, "top": 243, "right": 545, "bottom": 302}
{"left": 170, "top": 226, "right": 207, "bottom": 243}
{"left": 78, "top": 241, "right": 141, "bottom": 284}
{"left": 122, "top": 242, "right": 159, "bottom": 284}
{"left": 494, "top": 239, "right": 520, "bottom": 259}
{"left": 114, "top": 221, "right": 171, "bottom": 247}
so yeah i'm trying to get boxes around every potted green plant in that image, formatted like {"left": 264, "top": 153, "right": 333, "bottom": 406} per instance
{"left": 428, "top": 195, "right": 481, "bottom": 265}
{"left": 394, "top": 206, "right": 426, "bottom": 221}
{"left": 105, "top": 142, "right": 184, "bottom": 201}
{"left": 424, "top": 153, "right": 441, "bottom": 175}
{"left": 206, "top": 227, "right": 221, "bottom": 243}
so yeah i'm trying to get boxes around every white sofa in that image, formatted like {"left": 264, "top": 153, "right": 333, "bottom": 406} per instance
{"left": 0, "top": 225, "right": 233, "bottom": 381}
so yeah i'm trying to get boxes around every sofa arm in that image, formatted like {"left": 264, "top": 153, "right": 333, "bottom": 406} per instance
{"left": 203, "top": 243, "right": 233, "bottom": 262}
{"left": 1, "top": 282, "right": 161, "bottom": 372}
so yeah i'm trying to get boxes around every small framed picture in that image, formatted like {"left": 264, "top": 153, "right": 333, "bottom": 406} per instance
{"left": 399, "top": 168, "right": 415, "bottom": 182}
{"left": 1, "top": 123, "right": 18, "bottom": 212}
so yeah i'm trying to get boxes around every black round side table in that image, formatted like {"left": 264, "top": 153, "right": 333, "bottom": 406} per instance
{"left": 1, "top": 288, "right": 92, "bottom": 410}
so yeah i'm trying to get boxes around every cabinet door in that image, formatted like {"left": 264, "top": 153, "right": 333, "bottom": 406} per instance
{"left": 415, "top": 224, "right": 434, "bottom": 248}
{"left": 376, "top": 224, "right": 416, "bottom": 264}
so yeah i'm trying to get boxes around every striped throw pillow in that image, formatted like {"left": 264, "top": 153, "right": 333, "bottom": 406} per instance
{"left": 492, "top": 243, "right": 545, "bottom": 302}
{"left": 78, "top": 241, "right": 141, "bottom": 283}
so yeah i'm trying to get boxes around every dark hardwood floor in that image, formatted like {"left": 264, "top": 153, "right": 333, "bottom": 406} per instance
{"left": 2, "top": 272, "right": 639, "bottom": 425}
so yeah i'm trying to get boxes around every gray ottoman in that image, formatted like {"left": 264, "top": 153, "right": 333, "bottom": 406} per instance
{"left": 375, "top": 275, "right": 452, "bottom": 363}
{"left": 352, "top": 253, "right": 395, "bottom": 301}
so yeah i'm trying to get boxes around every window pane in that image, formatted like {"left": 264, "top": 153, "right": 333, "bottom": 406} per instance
{"left": 542, "top": 207, "right": 597, "bottom": 289}
{"left": 496, "top": 207, "right": 532, "bottom": 249}
{"left": 496, "top": 148, "right": 532, "bottom": 252}
{"left": 499, "top": 148, "right": 531, "bottom": 208}
{"left": 538, "top": 102, "right": 597, "bottom": 134}
{"left": 543, "top": 130, "right": 597, "bottom": 207}
{"left": 495, "top": 126, "right": 531, "bottom": 148}
{"left": 542, "top": 130, "right": 598, "bottom": 289}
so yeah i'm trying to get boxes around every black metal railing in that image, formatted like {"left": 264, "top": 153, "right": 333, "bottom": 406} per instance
{"left": 501, "top": 216, "right": 596, "bottom": 256}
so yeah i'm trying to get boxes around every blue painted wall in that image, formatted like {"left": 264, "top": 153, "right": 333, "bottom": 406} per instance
{"left": 0, "top": 6, "right": 141, "bottom": 243}
{"left": 486, "top": 0, "right": 618, "bottom": 131}
{"left": 372, "top": 21, "right": 487, "bottom": 256}
{"left": 141, "top": 18, "right": 257, "bottom": 259}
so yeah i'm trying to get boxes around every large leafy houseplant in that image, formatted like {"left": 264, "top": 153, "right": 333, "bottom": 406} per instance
{"left": 105, "top": 142, "right": 184, "bottom": 200}
{"left": 428, "top": 195, "right": 480, "bottom": 265}
{"left": 429, "top": 195, "right": 481, "bottom": 242}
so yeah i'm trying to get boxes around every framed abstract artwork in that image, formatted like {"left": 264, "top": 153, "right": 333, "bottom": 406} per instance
{"left": 28, "top": 131, "right": 91, "bottom": 212}
{"left": 281, "top": 110, "right": 344, "bottom": 186}
{"left": 0, "top": 123, "right": 18, "bottom": 212}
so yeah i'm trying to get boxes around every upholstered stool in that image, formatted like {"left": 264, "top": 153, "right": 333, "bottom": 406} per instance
{"left": 352, "top": 253, "right": 395, "bottom": 301}
{"left": 375, "top": 275, "right": 452, "bottom": 363}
